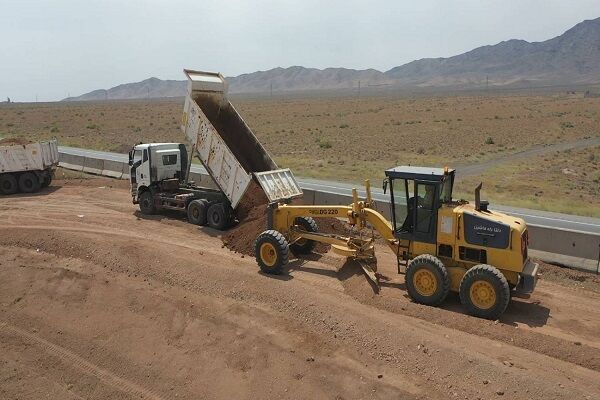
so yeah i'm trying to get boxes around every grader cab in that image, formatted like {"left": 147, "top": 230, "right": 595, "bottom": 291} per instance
{"left": 254, "top": 165, "right": 538, "bottom": 320}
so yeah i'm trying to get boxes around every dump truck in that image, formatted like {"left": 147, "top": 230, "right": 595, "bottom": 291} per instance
{"left": 0, "top": 139, "right": 59, "bottom": 195}
{"left": 129, "top": 70, "right": 302, "bottom": 228}
{"left": 254, "top": 168, "right": 538, "bottom": 320}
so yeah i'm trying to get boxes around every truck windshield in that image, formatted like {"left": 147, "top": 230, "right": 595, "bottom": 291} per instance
{"left": 133, "top": 150, "right": 142, "bottom": 165}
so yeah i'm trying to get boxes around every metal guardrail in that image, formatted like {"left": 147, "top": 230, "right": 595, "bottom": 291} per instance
{"left": 56, "top": 149, "right": 600, "bottom": 270}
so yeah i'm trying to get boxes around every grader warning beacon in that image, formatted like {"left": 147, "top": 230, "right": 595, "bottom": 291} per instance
{"left": 254, "top": 166, "right": 538, "bottom": 319}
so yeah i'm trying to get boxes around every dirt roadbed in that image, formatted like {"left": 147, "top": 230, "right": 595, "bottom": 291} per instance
{"left": 1, "top": 177, "right": 599, "bottom": 399}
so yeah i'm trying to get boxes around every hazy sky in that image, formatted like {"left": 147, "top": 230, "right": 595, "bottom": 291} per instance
{"left": 1, "top": 0, "right": 599, "bottom": 101}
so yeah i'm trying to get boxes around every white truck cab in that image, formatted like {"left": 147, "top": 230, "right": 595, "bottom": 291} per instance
{"left": 129, "top": 143, "right": 188, "bottom": 196}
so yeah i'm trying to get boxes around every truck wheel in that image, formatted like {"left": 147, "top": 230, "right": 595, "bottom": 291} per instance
{"left": 207, "top": 203, "right": 228, "bottom": 230}
{"left": 290, "top": 217, "right": 318, "bottom": 255}
{"left": 405, "top": 254, "right": 450, "bottom": 306}
{"left": 187, "top": 199, "right": 208, "bottom": 225}
{"left": 18, "top": 172, "right": 41, "bottom": 193}
{"left": 41, "top": 172, "right": 53, "bottom": 188}
{"left": 255, "top": 230, "right": 289, "bottom": 275}
{"left": 0, "top": 174, "right": 18, "bottom": 195}
{"left": 459, "top": 264, "right": 510, "bottom": 320}
{"left": 138, "top": 191, "right": 156, "bottom": 215}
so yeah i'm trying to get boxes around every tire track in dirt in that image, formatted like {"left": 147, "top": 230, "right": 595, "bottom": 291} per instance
{"left": 0, "top": 322, "right": 165, "bottom": 400}
{"left": 3, "top": 223, "right": 600, "bottom": 373}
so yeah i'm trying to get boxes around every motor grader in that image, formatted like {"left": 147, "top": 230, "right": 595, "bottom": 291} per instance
{"left": 254, "top": 166, "right": 538, "bottom": 319}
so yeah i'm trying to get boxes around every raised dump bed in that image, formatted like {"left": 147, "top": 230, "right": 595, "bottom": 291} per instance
{"left": 181, "top": 69, "right": 301, "bottom": 208}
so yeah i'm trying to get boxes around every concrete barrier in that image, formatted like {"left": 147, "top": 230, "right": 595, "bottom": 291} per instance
{"left": 58, "top": 153, "right": 85, "bottom": 172}
{"left": 102, "top": 159, "right": 125, "bottom": 179}
{"left": 528, "top": 225, "right": 600, "bottom": 260}
{"left": 82, "top": 156, "right": 104, "bottom": 175}
{"left": 121, "top": 162, "right": 130, "bottom": 179}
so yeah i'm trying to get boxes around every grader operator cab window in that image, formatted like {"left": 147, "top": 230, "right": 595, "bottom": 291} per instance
{"left": 385, "top": 166, "right": 455, "bottom": 244}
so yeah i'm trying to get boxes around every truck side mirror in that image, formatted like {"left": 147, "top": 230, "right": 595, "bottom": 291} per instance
{"left": 128, "top": 150, "right": 133, "bottom": 166}
{"left": 382, "top": 179, "right": 388, "bottom": 194}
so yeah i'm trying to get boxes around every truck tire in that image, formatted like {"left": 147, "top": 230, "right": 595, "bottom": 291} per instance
{"left": 138, "top": 191, "right": 156, "bottom": 215}
{"left": 459, "top": 264, "right": 510, "bottom": 320}
{"left": 0, "top": 174, "right": 18, "bottom": 195}
{"left": 290, "top": 217, "right": 318, "bottom": 255}
{"left": 18, "top": 172, "right": 41, "bottom": 193}
{"left": 405, "top": 254, "right": 450, "bottom": 306}
{"left": 207, "top": 203, "right": 228, "bottom": 230}
{"left": 41, "top": 171, "right": 53, "bottom": 188}
{"left": 187, "top": 199, "right": 208, "bottom": 225}
{"left": 255, "top": 230, "right": 289, "bottom": 275}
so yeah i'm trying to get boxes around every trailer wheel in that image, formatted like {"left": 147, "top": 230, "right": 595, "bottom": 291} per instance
{"left": 207, "top": 203, "right": 228, "bottom": 230}
{"left": 290, "top": 217, "right": 318, "bottom": 255}
{"left": 0, "top": 174, "right": 19, "bottom": 195}
{"left": 18, "top": 172, "right": 41, "bottom": 193}
{"left": 187, "top": 199, "right": 208, "bottom": 225}
{"left": 405, "top": 254, "right": 450, "bottom": 306}
{"left": 255, "top": 230, "right": 289, "bottom": 275}
{"left": 138, "top": 191, "right": 156, "bottom": 215}
{"left": 459, "top": 264, "right": 510, "bottom": 320}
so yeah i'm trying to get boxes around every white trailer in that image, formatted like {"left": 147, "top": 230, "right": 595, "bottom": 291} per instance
{"left": 0, "top": 139, "right": 59, "bottom": 195}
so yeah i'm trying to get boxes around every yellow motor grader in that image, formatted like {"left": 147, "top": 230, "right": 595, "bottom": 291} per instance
{"left": 254, "top": 166, "right": 538, "bottom": 319}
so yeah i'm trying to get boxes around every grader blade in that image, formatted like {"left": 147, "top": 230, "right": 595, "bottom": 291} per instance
{"left": 356, "top": 259, "right": 379, "bottom": 286}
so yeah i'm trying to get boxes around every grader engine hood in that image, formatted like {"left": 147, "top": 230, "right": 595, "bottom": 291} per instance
{"left": 459, "top": 205, "right": 526, "bottom": 250}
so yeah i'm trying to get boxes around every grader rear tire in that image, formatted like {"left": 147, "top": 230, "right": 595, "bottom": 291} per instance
{"left": 289, "top": 217, "right": 318, "bottom": 255}
{"left": 405, "top": 254, "right": 450, "bottom": 306}
{"left": 255, "top": 230, "right": 289, "bottom": 275}
{"left": 459, "top": 264, "right": 510, "bottom": 320}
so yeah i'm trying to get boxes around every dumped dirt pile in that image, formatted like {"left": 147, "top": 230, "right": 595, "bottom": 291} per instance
{"left": 222, "top": 187, "right": 365, "bottom": 257}
{"left": 0, "top": 137, "right": 32, "bottom": 145}
{"left": 222, "top": 181, "right": 269, "bottom": 255}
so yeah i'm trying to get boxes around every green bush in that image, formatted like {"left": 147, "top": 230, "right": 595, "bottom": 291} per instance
{"left": 318, "top": 140, "right": 332, "bottom": 149}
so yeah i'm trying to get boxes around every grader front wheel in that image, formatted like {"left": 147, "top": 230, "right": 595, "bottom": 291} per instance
{"left": 405, "top": 255, "right": 450, "bottom": 306}
{"left": 255, "top": 230, "right": 289, "bottom": 274}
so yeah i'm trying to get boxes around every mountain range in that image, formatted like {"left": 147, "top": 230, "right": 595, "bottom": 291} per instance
{"left": 64, "top": 17, "right": 600, "bottom": 101}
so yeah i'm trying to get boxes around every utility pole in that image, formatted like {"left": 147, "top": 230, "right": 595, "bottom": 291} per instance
{"left": 270, "top": 82, "right": 273, "bottom": 98}
{"left": 486, "top": 75, "right": 489, "bottom": 93}
{"left": 358, "top": 80, "right": 361, "bottom": 98}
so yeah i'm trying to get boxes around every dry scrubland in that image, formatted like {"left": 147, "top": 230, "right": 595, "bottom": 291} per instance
{"left": 1, "top": 93, "right": 599, "bottom": 215}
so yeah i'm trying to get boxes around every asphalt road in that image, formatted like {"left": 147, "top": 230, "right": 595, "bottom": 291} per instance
{"left": 59, "top": 146, "right": 600, "bottom": 235}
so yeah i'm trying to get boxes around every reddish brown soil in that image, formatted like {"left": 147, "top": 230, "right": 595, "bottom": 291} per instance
{"left": 539, "top": 261, "right": 600, "bottom": 293}
{"left": 1, "top": 177, "right": 600, "bottom": 399}
{"left": 0, "top": 137, "right": 32, "bottom": 145}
